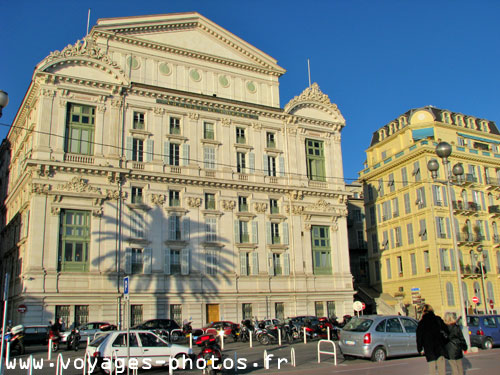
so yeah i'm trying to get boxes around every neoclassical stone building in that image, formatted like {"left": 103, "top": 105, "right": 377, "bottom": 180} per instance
{"left": 0, "top": 13, "right": 353, "bottom": 327}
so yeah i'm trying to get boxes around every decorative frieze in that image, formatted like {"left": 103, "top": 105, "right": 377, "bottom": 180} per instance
{"left": 151, "top": 194, "right": 166, "bottom": 206}
{"left": 58, "top": 177, "right": 101, "bottom": 194}
{"left": 187, "top": 197, "right": 202, "bottom": 208}
{"left": 310, "top": 199, "right": 334, "bottom": 212}
{"left": 254, "top": 202, "right": 267, "bottom": 213}
{"left": 287, "top": 190, "right": 304, "bottom": 201}
{"left": 153, "top": 107, "right": 165, "bottom": 116}
{"left": 188, "top": 113, "right": 199, "bottom": 120}
{"left": 221, "top": 200, "right": 235, "bottom": 211}
{"left": 51, "top": 206, "right": 61, "bottom": 215}
{"left": 32, "top": 183, "right": 51, "bottom": 195}
{"left": 221, "top": 118, "right": 231, "bottom": 127}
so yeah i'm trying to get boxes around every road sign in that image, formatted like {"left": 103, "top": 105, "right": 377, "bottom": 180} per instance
{"left": 472, "top": 296, "right": 479, "bottom": 304}
{"left": 361, "top": 302, "right": 366, "bottom": 310}
{"left": 353, "top": 301, "right": 363, "bottom": 312}
{"left": 17, "top": 304, "right": 27, "bottom": 313}
{"left": 411, "top": 287, "right": 420, "bottom": 292}
{"left": 124, "top": 276, "right": 129, "bottom": 300}
{"left": 490, "top": 299, "right": 494, "bottom": 309}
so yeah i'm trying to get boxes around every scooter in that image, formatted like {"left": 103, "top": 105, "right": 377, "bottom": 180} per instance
{"left": 4, "top": 325, "right": 25, "bottom": 356}
{"left": 66, "top": 327, "right": 81, "bottom": 351}
{"left": 48, "top": 329, "right": 61, "bottom": 352}
{"left": 257, "top": 325, "right": 280, "bottom": 345}
{"left": 195, "top": 334, "right": 222, "bottom": 375}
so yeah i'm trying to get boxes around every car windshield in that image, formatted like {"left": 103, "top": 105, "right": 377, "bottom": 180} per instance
{"left": 89, "top": 333, "right": 109, "bottom": 347}
{"left": 343, "top": 318, "right": 373, "bottom": 332}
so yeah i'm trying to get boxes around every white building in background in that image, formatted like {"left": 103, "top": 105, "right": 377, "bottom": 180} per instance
{"left": 0, "top": 12, "right": 353, "bottom": 327}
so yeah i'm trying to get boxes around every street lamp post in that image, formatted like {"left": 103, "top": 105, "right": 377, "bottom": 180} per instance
{"left": 472, "top": 246, "right": 489, "bottom": 314}
{"left": 427, "top": 142, "right": 470, "bottom": 347}
{"left": 0, "top": 90, "right": 8, "bottom": 118}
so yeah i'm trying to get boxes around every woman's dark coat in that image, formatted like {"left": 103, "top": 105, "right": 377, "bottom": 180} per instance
{"left": 445, "top": 323, "right": 467, "bottom": 360}
{"left": 416, "top": 311, "right": 449, "bottom": 362}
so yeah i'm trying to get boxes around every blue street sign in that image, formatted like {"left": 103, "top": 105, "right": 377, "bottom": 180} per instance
{"left": 124, "top": 276, "right": 129, "bottom": 300}
{"left": 411, "top": 287, "right": 420, "bottom": 292}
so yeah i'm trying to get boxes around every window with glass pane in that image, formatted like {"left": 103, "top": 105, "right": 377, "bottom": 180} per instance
{"left": 239, "top": 221, "right": 249, "bottom": 243}
{"left": 170, "top": 304, "right": 182, "bottom": 324}
{"left": 273, "top": 253, "right": 282, "bottom": 275}
{"left": 242, "top": 303, "right": 253, "bottom": 320}
{"left": 203, "top": 122, "right": 214, "bottom": 140}
{"left": 130, "top": 211, "right": 144, "bottom": 238}
{"left": 56, "top": 305, "right": 70, "bottom": 329}
{"left": 205, "top": 193, "right": 216, "bottom": 210}
{"left": 311, "top": 226, "right": 331, "bottom": 274}
{"left": 204, "top": 147, "right": 216, "bottom": 169}
{"left": 131, "top": 187, "right": 143, "bottom": 204}
{"left": 75, "top": 305, "right": 89, "bottom": 326}
{"left": 237, "top": 152, "right": 246, "bottom": 173}
{"left": 327, "top": 301, "right": 335, "bottom": 318}
{"left": 205, "top": 217, "right": 217, "bottom": 242}
{"left": 132, "top": 138, "right": 144, "bottom": 162}
{"left": 170, "top": 249, "right": 181, "bottom": 274}
{"left": 374, "top": 261, "right": 381, "bottom": 281}
{"left": 131, "top": 305, "right": 143, "bottom": 327}
{"left": 169, "top": 215, "right": 181, "bottom": 240}
{"left": 271, "top": 222, "right": 280, "bottom": 244}
{"left": 133, "top": 112, "right": 145, "bottom": 130}
{"left": 169, "top": 143, "right": 180, "bottom": 166}
{"left": 315, "top": 302, "right": 324, "bottom": 317}
{"left": 397, "top": 256, "right": 403, "bottom": 275}
{"left": 170, "top": 117, "right": 181, "bottom": 135}
{"left": 266, "top": 132, "right": 276, "bottom": 148}
{"left": 206, "top": 251, "right": 217, "bottom": 275}
{"left": 267, "top": 155, "right": 277, "bottom": 176}
{"left": 131, "top": 248, "right": 143, "bottom": 274}
{"left": 236, "top": 127, "right": 246, "bottom": 144}
{"left": 59, "top": 210, "right": 90, "bottom": 272}
{"left": 411, "top": 253, "right": 417, "bottom": 275}
{"left": 270, "top": 199, "right": 279, "bottom": 214}
{"left": 275, "top": 302, "right": 284, "bottom": 321}
{"left": 424, "top": 251, "right": 430, "bottom": 271}
{"left": 65, "top": 103, "right": 95, "bottom": 155}
{"left": 306, "top": 139, "right": 326, "bottom": 181}
{"left": 169, "top": 190, "right": 180, "bottom": 207}
{"left": 238, "top": 196, "right": 248, "bottom": 212}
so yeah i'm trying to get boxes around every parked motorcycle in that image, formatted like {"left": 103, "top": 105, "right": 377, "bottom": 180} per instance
{"left": 66, "top": 327, "right": 81, "bottom": 351}
{"left": 256, "top": 323, "right": 280, "bottom": 345}
{"left": 3, "top": 325, "right": 25, "bottom": 356}
{"left": 195, "top": 334, "right": 222, "bottom": 375}
{"left": 48, "top": 329, "right": 61, "bottom": 352}
{"left": 239, "top": 320, "right": 254, "bottom": 343}
{"left": 282, "top": 322, "right": 299, "bottom": 344}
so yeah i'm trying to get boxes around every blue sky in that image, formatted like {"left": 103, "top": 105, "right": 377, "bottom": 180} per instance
{"left": 1, "top": 1, "right": 499, "bottom": 181}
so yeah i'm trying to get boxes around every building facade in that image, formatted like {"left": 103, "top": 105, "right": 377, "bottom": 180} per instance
{"left": 359, "top": 106, "right": 500, "bottom": 317}
{"left": 0, "top": 13, "right": 353, "bottom": 327}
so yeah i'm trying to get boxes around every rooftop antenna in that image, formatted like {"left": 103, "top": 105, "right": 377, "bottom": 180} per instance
{"left": 86, "top": 8, "right": 91, "bottom": 35}
{"left": 307, "top": 59, "right": 312, "bottom": 87}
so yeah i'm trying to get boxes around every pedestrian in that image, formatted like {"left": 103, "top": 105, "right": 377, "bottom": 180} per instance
{"left": 443, "top": 312, "right": 467, "bottom": 375}
{"left": 416, "top": 304, "right": 449, "bottom": 375}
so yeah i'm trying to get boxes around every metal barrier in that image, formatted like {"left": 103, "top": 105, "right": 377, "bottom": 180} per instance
{"left": 56, "top": 353, "right": 65, "bottom": 375}
{"left": 317, "top": 339, "right": 337, "bottom": 366}
{"left": 290, "top": 347, "right": 296, "bottom": 367}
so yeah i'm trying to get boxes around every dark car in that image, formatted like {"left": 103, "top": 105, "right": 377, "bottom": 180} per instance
{"left": 288, "top": 316, "right": 321, "bottom": 331}
{"left": 23, "top": 325, "right": 51, "bottom": 346}
{"left": 132, "top": 319, "right": 181, "bottom": 340}
{"left": 203, "top": 321, "right": 240, "bottom": 339}
{"left": 467, "top": 315, "right": 500, "bottom": 350}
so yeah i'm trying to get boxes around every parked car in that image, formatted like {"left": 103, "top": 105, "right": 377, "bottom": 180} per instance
{"left": 22, "top": 325, "right": 50, "bottom": 346}
{"left": 61, "top": 321, "right": 114, "bottom": 343}
{"left": 288, "top": 316, "right": 320, "bottom": 331}
{"left": 467, "top": 315, "right": 500, "bottom": 350}
{"left": 132, "top": 319, "right": 182, "bottom": 340}
{"left": 203, "top": 321, "right": 240, "bottom": 340}
{"left": 86, "top": 330, "right": 193, "bottom": 371}
{"left": 338, "top": 315, "right": 419, "bottom": 362}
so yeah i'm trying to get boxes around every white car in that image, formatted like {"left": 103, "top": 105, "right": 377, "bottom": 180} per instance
{"left": 86, "top": 330, "right": 193, "bottom": 372}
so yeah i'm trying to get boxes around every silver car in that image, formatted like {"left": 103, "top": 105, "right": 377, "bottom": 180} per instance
{"left": 339, "top": 315, "right": 419, "bottom": 362}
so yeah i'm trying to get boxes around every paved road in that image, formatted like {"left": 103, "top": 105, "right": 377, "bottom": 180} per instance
{"left": 3, "top": 339, "right": 499, "bottom": 374}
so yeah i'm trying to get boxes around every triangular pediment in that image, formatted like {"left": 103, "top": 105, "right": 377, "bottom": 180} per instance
{"left": 94, "top": 12, "right": 285, "bottom": 74}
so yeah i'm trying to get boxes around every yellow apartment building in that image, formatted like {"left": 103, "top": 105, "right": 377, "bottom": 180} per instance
{"left": 359, "top": 106, "right": 500, "bottom": 318}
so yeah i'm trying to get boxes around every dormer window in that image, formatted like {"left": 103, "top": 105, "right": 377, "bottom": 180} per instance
{"left": 442, "top": 112, "right": 451, "bottom": 124}
{"left": 455, "top": 115, "right": 465, "bottom": 127}
{"left": 467, "top": 117, "right": 476, "bottom": 129}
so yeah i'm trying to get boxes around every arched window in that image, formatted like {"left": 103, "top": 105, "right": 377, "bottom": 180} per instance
{"left": 487, "top": 281, "right": 495, "bottom": 303}
{"left": 496, "top": 251, "right": 500, "bottom": 273}
{"left": 473, "top": 281, "right": 481, "bottom": 304}
{"left": 462, "top": 282, "right": 469, "bottom": 304}
{"left": 446, "top": 282, "right": 455, "bottom": 306}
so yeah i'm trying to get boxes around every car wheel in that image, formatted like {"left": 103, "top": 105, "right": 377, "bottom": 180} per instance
{"left": 371, "top": 346, "right": 387, "bottom": 362}
{"left": 170, "top": 331, "right": 180, "bottom": 342}
{"left": 174, "top": 353, "right": 189, "bottom": 369}
{"left": 483, "top": 338, "right": 493, "bottom": 350}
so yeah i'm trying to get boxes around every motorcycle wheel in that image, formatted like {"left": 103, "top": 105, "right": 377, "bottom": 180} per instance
{"left": 74, "top": 341, "right": 80, "bottom": 351}
{"left": 52, "top": 342, "right": 59, "bottom": 352}
{"left": 241, "top": 334, "right": 247, "bottom": 343}
{"left": 259, "top": 335, "right": 270, "bottom": 345}
{"left": 13, "top": 342, "right": 25, "bottom": 355}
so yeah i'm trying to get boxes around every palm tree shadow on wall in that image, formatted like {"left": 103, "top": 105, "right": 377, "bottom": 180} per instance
{"left": 92, "top": 199, "right": 234, "bottom": 323}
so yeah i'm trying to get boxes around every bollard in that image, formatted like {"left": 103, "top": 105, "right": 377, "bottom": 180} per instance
{"left": 189, "top": 333, "right": 192, "bottom": 349}
{"left": 249, "top": 330, "right": 253, "bottom": 348}
{"left": 48, "top": 339, "right": 52, "bottom": 360}
{"left": 264, "top": 349, "right": 269, "bottom": 369}
{"left": 327, "top": 326, "right": 331, "bottom": 341}
{"left": 278, "top": 327, "right": 281, "bottom": 346}
{"left": 303, "top": 327, "right": 307, "bottom": 344}
{"left": 27, "top": 354, "right": 33, "bottom": 375}
{"left": 82, "top": 352, "right": 91, "bottom": 375}
{"left": 87, "top": 337, "right": 90, "bottom": 347}
{"left": 234, "top": 352, "right": 238, "bottom": 373}
{"left": 5, "top": 341, "right": 10, "bottom": 365}
{"left": 56, "top": 353, "right": 65, "bottom": 375}
{"left": 219, "top": 330, "right": 224, "bottom": 350}
{"left": 290, "top": 347, "right": 296, "bottom": 367}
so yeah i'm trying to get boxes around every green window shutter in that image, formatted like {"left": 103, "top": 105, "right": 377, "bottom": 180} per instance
{"left": 126, "top": 137, "right": 133, "bottom": 160}
{"left": 182, "top": 144, "right": 190, "bottom": 166}
{"left": 164, "top": 248, "right": 171, "bottom": 275}
{"left": 249, "top": 152, "right": 255, "bottom": 173}
{"left": 266, "top": 222, "right": 272, "bottom": 244}
{"left": 234, "top": 220, "right": 240, "bottom": 243}
{"left": 450, "top": 249, "right": 456, "bottom": 271}
{"left": 263, "top": 155, "right": 269, "bottom": 176}
{"left": 282, "top": 222, "right": 289, "bottom": 245}
{"left": 125, "top": 247, "right": 132, "bottom": 274}
{"left": 240, "top": 252, "right": 248, "bottom": 276}
{"left": 182, "top": 217, "right": 190, "bottom": 241}
{"left": 163, "top": 141, "right": 170, "bottom": 165}
{"left": 181, "top": 248, "right": 189, "bottom": 275}
{"left": 446, "top": 218, "right": 451, "bottom": 239}
{"left": 146, "top": 139, "right": 154, "bottom": 162}
{"left": 283, "top": 253, "right": 290, "bottom": 276}
{"left": 268, "top": 253, "right": 274, "bottom": 276}
{"left": 143, "top": 248, "right": 152, "bottom": 274}
{"left": 442, "top": 186, "right": 448, "bottom": 206}
{"left": 279, "top": 156, "right": 285, "bottom": 177}
{"left": 439, "top": 249, "right": 445, "bottom": 271}
{"left": 251, "top": 252, "right": 259, "bottom": 275}
{"left": 252, "top": 221, "right": 258, "bottom": 243}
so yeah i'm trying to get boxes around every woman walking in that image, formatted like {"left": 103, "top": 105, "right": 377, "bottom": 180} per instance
{"left": 443, "top": 312, "right": 468, "bottom": 375}
{"left": 416, "top": 304, "right": 449, "bottom": 375}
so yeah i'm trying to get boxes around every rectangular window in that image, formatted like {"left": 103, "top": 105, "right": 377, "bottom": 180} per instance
{"left": 413, "top": 161, "right": 421, "bottom": 181}
{"left": 205, "top": 193, "right": 216, "bottom": 210}
{"left": 237, "top": 152, "right": 246, "bottom": 173}
{"left": 410, "top": 253, "right": 417, "bottom": 275}
{"left": 275, "top": 302, "right": 284, "bottom": 321}
{"left": 206, "top": 251, "right": 217, "bottom": 275}
{"left": 170, "top": 249, "right": 181, "bottom": 274}
{"left": 273, "top": 253, "right": 282, "bottom": 275}
{"left": 397, "top": 256, "right": 403, "bottom": 275}
{"left": 267, "top": 155, "right": 277, "bottom": 177}
{"left": 133, "top": 112, "right": 145, "bottom": 130}
{"left": 169, "top": 143, "right": 180, "bottom": 166}
{"left": 369, "top": 206, "right": 376, "bottom": 227}
{"left": 371, "top": 233, "right": 378, "bottom": 253}
{"left": 327, "top": 301, "right": 336, "bottom": 318}
{"left": 266, "top": 132, "right": 276, "bottom": 148}
{"left": 270, "top": 199, "right": 279, "bottom": 214}
{"left": 75, "top": 305, "right": 89, "bottom": 326}
{"left": 131, "top": 305, "right": 143, "bottom": 327}
{"left": 271, "top": 222, "right": 280, "bottom": 244}
{"left": 239, "top": 221, "right": 249, "bottom": 243}
{"left": 205, "top": 217, "right": 217, "bottom": 242}
{"left": 419, "top": 219, "right": 427, "bottom": 241}
{"left": 59, "top": 210, "right": 90, "bottom": 272}
{"left": 401, "top": 167, "right": 408, "bottom": 187}
{"left": 315, "top": 302, "right": 324, "bottom": 317}
{"left": 424, "top": 251, "right": 430, "bottom": 272}
{"left": 311, "top": 226, "right": 331, "bottom": 274}
{"left": 131, "top": 248, "right": 144, "bottom": 274}
{"left": 131, "top": 187, "right": 143, "bottom": 204}
{"left": 65, "top": 103, "right": 95, "bottom": 155}
{"left": 169, "top": 117, "right": 181, "bottom": 135}
{"left": 395, "top": 227, "right": 402, "bottom": 247}
{"left": 357, "top": 231, "right": 365, "bottom": 248}
{"left": 374, "top": 261, "right": 381, "bottom": 281}
{"left": 130, "top": 210, "right": 145, "bottom": 238}
{"left": 132, "top": 138, "right": 144, "bottom": 162}
{"left": 169, "top": 190, "right": 180, "bottom": 207}
{"left": 238, "top": 196, "right": 248, "bottom": 212}
{"left": 242, "top": 303, "right": 253, "bottom": 320}
{"left": 169, "top": 215, "right": 181, "bottom": 240}
{"left": 407, "top": 223, "right": 414, "bottom": 244}
{"left": 203, "top": 146, "right": 216, "bottom": 170}
{"left": 56, "top": 305, "right": 70, "bottom": 329}
{"left": 306, "top": 139, "right": 326, "bottom": 181}
{"left": 378, "top": 179, "right": 384, "bottom": 197}
{"left": 436, "top": 217, "right": 446, "bottom": 238}
{"left": 386, "top": 258, "right": 392, "bottom": 279}
{"left": 388, "top": 173, "right": 395, "bottom": 192}
{"left": 392, "top": 197, "right": 399, "bottom": 217}
{"left": 440, "top": 248, "right": 451, "bottom": 271}
{"left": 203, "top": 122, "right": 214, "bottom": 140}
{"left": 404, "top": 193, "right": 411, "bottom": 214}
{"left": 236, "top": 127, "right": 246, "bottom": 144}
{"left": 416, "top": 187, "right": 426, "bottom": 208}
{"left": 170, "top": 304, "right": 182, "bottom": 324}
